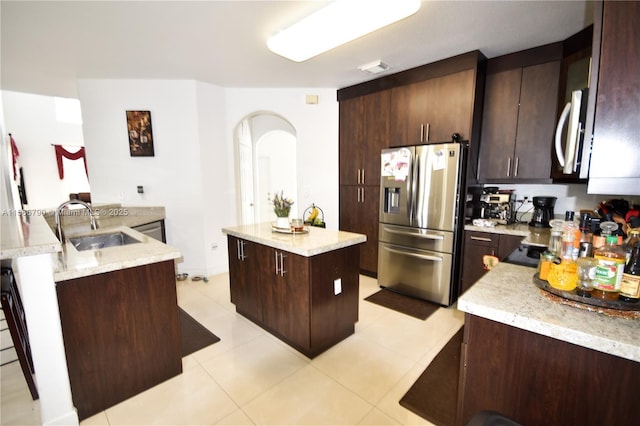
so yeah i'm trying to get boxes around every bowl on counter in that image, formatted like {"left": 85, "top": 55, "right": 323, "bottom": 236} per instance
{"left": 176, "top": 273, "right": 188, "bottom": 281}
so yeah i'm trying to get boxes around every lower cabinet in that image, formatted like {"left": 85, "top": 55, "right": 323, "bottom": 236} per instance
{"left": 227, "top": 236, "right": 360, "bottom": 358}
{"left": 458, "top": 314, "right": 640, "bottom": 426}
{"left": 460, "top": 231, "right": 523, "bottom": 295}
{"left": 56, "top": 260, "right": 182, "bottom": 421}
{"left": 339, "top": 184, "right": 379, "bottom": 276}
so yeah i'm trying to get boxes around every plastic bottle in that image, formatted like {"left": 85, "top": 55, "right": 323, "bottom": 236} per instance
{"left": 592, "top": 234, "right": 627, "bottom": 300}
{"left": 619, "top": 242, "right": 640, "bottom": 303}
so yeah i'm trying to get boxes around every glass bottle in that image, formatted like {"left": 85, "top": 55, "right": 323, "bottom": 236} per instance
{"left": 548, "top": 219, "right": 565, "bottom": 257}
{"left": 547, "top": 229, "right": 578, "bottom": 291}
{"left": 619, "top": 242, "right": 640, "bottom": 303}
{"left": 623, "top": 229, "right": 640, "bottom": 264}
{"left": 592, "top": 235, "right": 626, "bottom": 300}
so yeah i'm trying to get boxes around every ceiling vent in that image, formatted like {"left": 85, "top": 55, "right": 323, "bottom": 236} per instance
{"left": 358, "top": 60, "right": 391, "bottom": 75}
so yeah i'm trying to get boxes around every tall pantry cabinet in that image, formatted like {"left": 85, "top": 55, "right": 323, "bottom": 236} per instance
{"left": 339, "top": 91, "right": 390, "bottom": 275}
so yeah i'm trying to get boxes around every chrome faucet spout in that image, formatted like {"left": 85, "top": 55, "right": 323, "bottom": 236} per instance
{"left": 54, "top": 200, "right": 98, "bottom": 244}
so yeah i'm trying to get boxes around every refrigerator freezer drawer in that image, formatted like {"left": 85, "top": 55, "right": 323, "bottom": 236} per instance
{"left": 377, "top": 242, "right": 453, "bottom": 306}
{"left": 379, "top": 223, "right": 454, "bottom": 253}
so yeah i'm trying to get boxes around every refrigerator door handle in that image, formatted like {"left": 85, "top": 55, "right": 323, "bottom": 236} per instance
{"left": 383, "top": 246, "right": 443, "bottom": 262}
{"left": 382, "top": 226, "right": 445, "bottom": 240}
{"left": 409, "top": 154, "right": 418, "bottom": 224}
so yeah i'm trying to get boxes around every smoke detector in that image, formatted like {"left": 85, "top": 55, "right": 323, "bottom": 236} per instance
{"left": 357, "top": 60, "right": 391, "bottom": 75}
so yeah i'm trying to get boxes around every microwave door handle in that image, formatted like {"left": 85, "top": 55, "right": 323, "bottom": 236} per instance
{"left": 554, "top": 101, "right": 571, "bottom": 168}
{"left": 563, "top": 90, "right": 582, "bottom": 174}
{"left": 573, "top": 121, "right": 583, "bottom": 173}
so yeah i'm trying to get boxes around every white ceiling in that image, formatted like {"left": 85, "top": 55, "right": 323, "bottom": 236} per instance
{"left": 1, "top": 0, "right": 593, "bottom": 99}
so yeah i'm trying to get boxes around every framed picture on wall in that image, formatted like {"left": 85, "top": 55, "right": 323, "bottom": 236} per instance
{"left": 126, "top": 110, "right": 155, "bottom": 157}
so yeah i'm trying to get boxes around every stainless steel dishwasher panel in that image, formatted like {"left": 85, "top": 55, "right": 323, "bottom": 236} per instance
{"left": 378, "top": 223, "right": 453, "bottom": 253}
{"left": 377, "top": 242, "right": 453, "bottom": 305}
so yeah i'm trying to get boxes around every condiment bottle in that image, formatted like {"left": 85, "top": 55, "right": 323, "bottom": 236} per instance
{"left": 548, "top": 219, "right": 565, "bottom": 256}
{"left": 547, "top": 230, "right": 578, "bottom": 291}
{"left": 537, "top": 251, "right": 556, "bottom": 281}
{"left": 592, "top": 235, "right": 626, "bottom": 300}
{"left": 619, "top": 242, "right": 640, "bottom": 303}
{"left": 623, "top": 228, "right": 640, "bottom": 264}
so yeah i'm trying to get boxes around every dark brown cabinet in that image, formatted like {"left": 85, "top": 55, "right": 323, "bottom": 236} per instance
{"left": 478, "top": 60, "right": 560, "bottom": 181}
{"left": 460, "top": 231, "right": 522, "bottom": 295}
{"left": 587, "top": 0, "right": 640, "bottom": 194}
{"left": 56, "top": 261, "right": 182, "bottom": 421}
{"left": 390, "top": 69, "right": 475, "bottom": 146}
{"left": 458, "top": 314, "right": 640, "bottom": 426}
{"left": 338, "top": 90, "right": 389, "bottom": 276}
{"left": 226, "top": 236, "right": 360, "bottom": 358}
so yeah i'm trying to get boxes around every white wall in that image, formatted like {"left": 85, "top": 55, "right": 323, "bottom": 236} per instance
{"left": 224, "top": 88, "right": 339, "bottom": 228}
{"left": 1, "top": 91, "right": 88, "bottom": 209}
{"left": 77, "top": 79, "right": 214, "bottom": 275}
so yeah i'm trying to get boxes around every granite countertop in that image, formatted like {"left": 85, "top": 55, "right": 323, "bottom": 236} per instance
{"left": 465, "top": 222, "right": 550, "bottom": 247}
{"left": 1, "top": 214, "right": 62, "bottom": 259}
{"left": 54, "top": 225, "right": 181, "bottom": 282}
{"left": 222, "top": 222, "right": 366, "bottom": 257}
{"left": 457, "top": 262, "right": 640, "bottom": 363}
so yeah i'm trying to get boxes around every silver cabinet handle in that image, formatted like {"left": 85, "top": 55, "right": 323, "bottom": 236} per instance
{"left": 274, "top": 251, "right": 279, "bottom": 275}
{"left": 361, "top": 187, "right": 365, "bottom": 203}
{"left": 470, "top": 236, "right": 493, "bottom": 242}
{"left": 237, "top": 239, "right": 241, "bottom": 259}
{"left": 356, "top": 187, "right": 360, "bottom": 203}
{"left": 425, "top": 123, "right": 430, "bottom": 142}
{"left": 383, "top": 227, "right": 444, "bottom": 240}
{"left": 514, "top": 157, "right": 519, "bottom": 177}
{"left": 361, "top": 169, "right": 365, "bottom": 185}
{"left": 507, "top": 157, "right": 512, "bottom": 177}
{"left": 280, "top": 252, "right": 287, "bottom": 276}
{"left": 383, "top": 246, "right": 442, "bottom": 262}
{"left": 420, "top": 124, "right": 425, "bottom": 142}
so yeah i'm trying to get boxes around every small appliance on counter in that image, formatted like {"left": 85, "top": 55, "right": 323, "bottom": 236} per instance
{"left": 483, "top": 191, "right": 515, "bottom": 224}
{"left": 529, "top": 196, "right": 557, "bottom": 228}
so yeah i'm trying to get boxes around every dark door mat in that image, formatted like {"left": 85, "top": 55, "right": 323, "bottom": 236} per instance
{"left": 364, "top": 288, "right": 440, "bottom": 320}
{"left": 179, "top": 307, "right": 220, "bottom": 357}
{"left": 399, "top": 327, "right": 464, "bottom": 426}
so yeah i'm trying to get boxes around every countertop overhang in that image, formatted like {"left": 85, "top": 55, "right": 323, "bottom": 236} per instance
{"left": 458, "top": 262, "right": 640, "bottom": 363}
{"left": 222, "top": 222, "right": 366, "bottom": 257}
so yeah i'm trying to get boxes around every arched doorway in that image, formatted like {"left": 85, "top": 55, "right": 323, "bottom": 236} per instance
{"left": 234, "top": 112, "right": 297, "bottom": 224}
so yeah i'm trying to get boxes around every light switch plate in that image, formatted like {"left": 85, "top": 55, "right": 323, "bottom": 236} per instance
{"left": 334, "top": 278, "right": 342, "bottom": 295}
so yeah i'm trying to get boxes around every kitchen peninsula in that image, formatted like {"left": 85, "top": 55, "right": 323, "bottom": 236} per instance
{"left": 222, "top": 223, "right": 365, "bottom": 358}
{"left": 1, "top": 208, "right": 183, "bottom": 423}
{"left": 457, "top": 262, "right": 640, "bottom": 426}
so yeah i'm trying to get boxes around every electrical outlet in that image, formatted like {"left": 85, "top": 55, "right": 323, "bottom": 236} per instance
{"left": 333, "top": 278, "right": 342, "bottom": 295}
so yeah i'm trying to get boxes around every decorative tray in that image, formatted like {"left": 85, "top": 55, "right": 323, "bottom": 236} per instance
{"left": 271, "top": 224, "right": 309, "bottom": 235}
{"left": 532, "top": 274, "right": 640, "bottom": 317}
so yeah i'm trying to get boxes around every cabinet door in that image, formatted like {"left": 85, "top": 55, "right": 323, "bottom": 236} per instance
{"left": 498, "top": 234, "right": 524, "bottom": 260}
{"left": 261, "top": 248, "right": 310, "bottom": 349}
{"left": 590, "top": 1, "right": 640, "bottom": 180}
{"left": 513, "top": 61, "right": 560, "bottom": 179}
{"left": 426, "top": 69, "right": 475, "bottom": 142}
{"left": 227, "top": 236, "right": 263, "bottom": 322}
{"left": 460, "top": 232, "right": 499, "bottom": 294}
{"left": 390, "top": 80, "right": 430, "bottom": 146}
{"left": 478, "top": 69, "right": 521, "bottom": 180}
{"left": 360, "top": 90, "right": 390, "bottom": 186}
{"left": 339, "top": 185, "right": 378, "bottom": 275}
{"left": 339, "top": 96, "right": 364, "bottom": 185}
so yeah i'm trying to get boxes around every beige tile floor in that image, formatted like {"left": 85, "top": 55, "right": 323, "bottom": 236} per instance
{"left": 1, "top": 273, "right": 464, "bottom": 425}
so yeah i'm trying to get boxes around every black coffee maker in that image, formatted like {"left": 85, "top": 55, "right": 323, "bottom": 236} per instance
{"left": 529, "top": 196, "right": 557, "bottom": 228}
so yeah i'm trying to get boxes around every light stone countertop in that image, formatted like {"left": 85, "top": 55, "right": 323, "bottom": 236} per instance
{"left": 1, "top": 214, "right": 62, "bottom": 259}
{"left": 457, "top": 262, "right": 640, "bottom": 363}
{"left": 53, "top": 225, "right": 181, "bottom": 282}
{"left": 222, "top": 222, "right": 366, "bottom": 257}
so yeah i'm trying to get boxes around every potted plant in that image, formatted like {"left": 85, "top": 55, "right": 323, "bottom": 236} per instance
{"left": 270, "top": 190, "right": 294, "bottom": 229}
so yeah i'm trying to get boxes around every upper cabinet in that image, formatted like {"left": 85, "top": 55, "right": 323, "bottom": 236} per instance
{"left": 478, "top": 45, "right": 562, "bottom": 182}
{"left": 389, "top": 69, "right": 475, "bottom": 146}
{"left": 338, "top": 90, "right": 390, "bottom": 187}
{"left": 587, "top": 0, "right": 640, "bottom": 195}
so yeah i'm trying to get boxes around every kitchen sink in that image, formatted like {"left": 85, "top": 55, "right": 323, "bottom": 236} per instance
{"left": 69, "top": 232, "right": 141, "bottom": 251}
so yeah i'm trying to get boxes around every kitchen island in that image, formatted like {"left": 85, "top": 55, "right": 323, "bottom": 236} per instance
{"left": 222, "top": 223, "right": 366, "bottom": 358}
{"left": 457, "top": 261, "right": 640, "bottom": 426}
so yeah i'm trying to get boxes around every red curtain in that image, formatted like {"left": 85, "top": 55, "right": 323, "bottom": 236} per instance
{"left": 54, "top": 145, "right": 88, "bottom": 180}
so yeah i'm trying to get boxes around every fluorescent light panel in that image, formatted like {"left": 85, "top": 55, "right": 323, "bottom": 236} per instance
{"left": 267, "top": 0, "right": 421, "bottom": 62}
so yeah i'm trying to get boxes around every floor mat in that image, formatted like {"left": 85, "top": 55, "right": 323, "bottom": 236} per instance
{"left": 179, "top": 307, "right": 220, "bottom": 357}
{"left": 399, "top": 327, "right": 464, "bottom": 426}
{"left": 364, "top": 288, "right": 440, "bottom": 320}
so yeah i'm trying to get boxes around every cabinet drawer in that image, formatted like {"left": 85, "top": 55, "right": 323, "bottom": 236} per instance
{"left": 465, "top": 231, "right": 499, "bottom": 247}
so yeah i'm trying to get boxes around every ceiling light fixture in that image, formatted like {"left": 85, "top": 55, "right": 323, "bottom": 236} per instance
{"left": 358, "top": 59, "right": 391, "bottom": 75}
{"left": 267, "top": 0, "right": 421, "bottom": 62}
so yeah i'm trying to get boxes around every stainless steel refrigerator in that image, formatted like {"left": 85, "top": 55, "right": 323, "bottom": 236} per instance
{"left": 378, "top": 142, "right": 467, "bottom": 306}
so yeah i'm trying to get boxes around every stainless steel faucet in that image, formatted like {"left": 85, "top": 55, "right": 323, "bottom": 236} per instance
{"left": 54, "top": 200, "right": 99, "bottom": 243}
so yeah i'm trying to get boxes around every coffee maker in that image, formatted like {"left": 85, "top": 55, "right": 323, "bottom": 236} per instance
{"left": 529, "top": 196, "right": 557, "bottom": 228}
{"left": 484, "top": 192, "right": 515, "bottom": 224}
